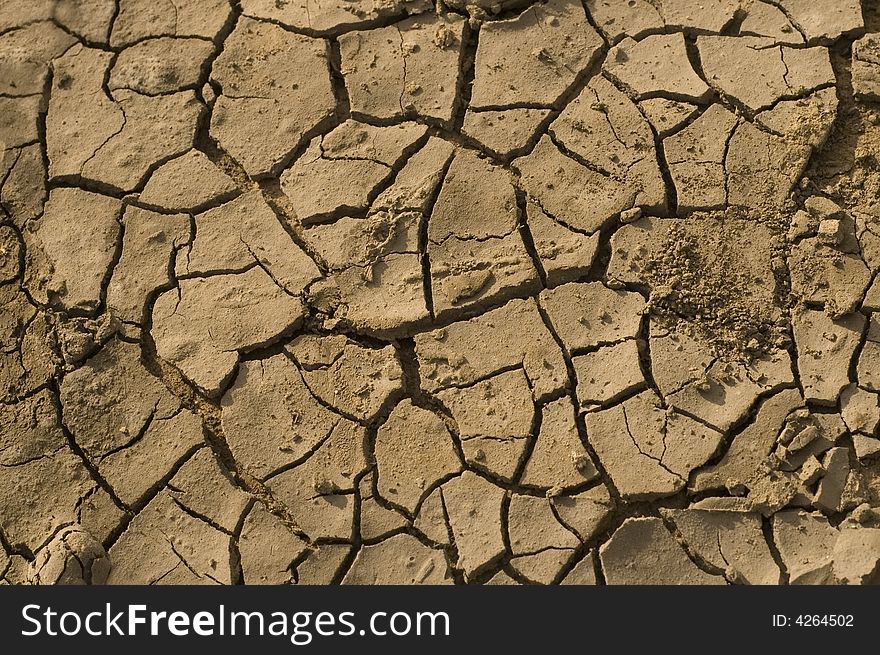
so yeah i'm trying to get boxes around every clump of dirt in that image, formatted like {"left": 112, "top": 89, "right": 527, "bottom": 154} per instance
{"left": 638, "top": 211, "right": 790, "bottom": 362}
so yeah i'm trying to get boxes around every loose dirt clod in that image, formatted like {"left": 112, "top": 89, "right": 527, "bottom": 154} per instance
{"left": 28, "top": 526, "right": 110, "bottom": 585}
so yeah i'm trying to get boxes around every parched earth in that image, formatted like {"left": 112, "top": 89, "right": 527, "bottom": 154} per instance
{"left": 3, "top": 0, "right": 880, "bottom": 586}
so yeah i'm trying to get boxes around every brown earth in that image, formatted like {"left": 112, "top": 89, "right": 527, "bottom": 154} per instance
{"left": 2, "top": 0, "right": 880, "bottom": 585}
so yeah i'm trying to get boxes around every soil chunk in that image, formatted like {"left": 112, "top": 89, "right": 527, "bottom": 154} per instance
{"left": 375, "top": 400, "right": 461, "bottom": 513}
{"left": 437, "top": 369, "right": 533, "bottom": 482}
{"left": 152, "top": 268, "right": 308, "bottom": 395}
{"left": 340, "top": 14, "right": 465, "bottom": 123}
{"left": 600, "top": 517, "right": 724, "bottom": 584}
{"left": 210, "top": 18, "right": 335, "bottom": 177}
{"left": 604, "top": 34, "right": 710, "bottom": 102}
{"left": 441, "top": 472, "right": 506, "bottom": 580}
{"left": 415, "top": 298, "right": 568, "bottom": 401}
{"left": 470, "top": 0, "right": 603, "bottom": 108}
{"left": 343, "top": 534, "right": 451, "bottom": 584}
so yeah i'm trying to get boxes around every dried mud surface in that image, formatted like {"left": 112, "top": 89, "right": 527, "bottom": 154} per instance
{"left": 4, "top": 0, "right": 880, "bottom": 586}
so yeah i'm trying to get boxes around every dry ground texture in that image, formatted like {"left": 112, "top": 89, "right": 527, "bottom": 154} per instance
{"left": 4, "top": 0, "right": 880, "bottom": 586}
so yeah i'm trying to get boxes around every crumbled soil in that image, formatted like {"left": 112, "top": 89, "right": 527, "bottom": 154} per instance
{"left": 610, "top": 208, "right": 790, "bottom": 362}
{"left": 3, "top": 0, "right": 880, "bottom": 586}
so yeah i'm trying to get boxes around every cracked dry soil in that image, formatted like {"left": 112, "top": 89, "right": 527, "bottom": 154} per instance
{"left": 4, "top": 0, "right": 880, "bottom": 586}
